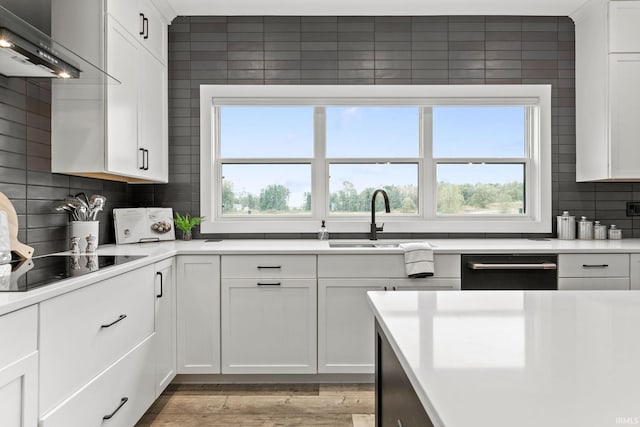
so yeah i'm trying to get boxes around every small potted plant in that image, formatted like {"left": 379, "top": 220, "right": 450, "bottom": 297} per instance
{"left": 174, "top": 212, "right": 203, "bottom": 241}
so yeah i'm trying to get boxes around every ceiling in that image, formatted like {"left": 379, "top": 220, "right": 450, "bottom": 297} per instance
{"left": 166, "top": 0, "right": 589, "bottom": 17}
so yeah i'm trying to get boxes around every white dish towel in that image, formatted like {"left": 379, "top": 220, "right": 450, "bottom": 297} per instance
{"left": 399, "top": 242, "right": 434, "bottom": 278}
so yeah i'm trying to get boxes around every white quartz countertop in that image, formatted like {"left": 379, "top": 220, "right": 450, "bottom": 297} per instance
{"left": 367, "top": 290, "right": 640, "bottom": 427}
{"left": 3, "top": 237, "right": 640, "bottom": 316}
{"left": 93, "top": 237, "right": 640, "bottom": 255}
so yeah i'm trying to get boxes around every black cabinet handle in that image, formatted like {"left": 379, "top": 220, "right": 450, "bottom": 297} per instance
{"left": 101, "top": 314, "right": 127, "bottom": 328}
{"left": 257, "top": 282, "right": 281, "bottom": 286}
{"left": 582, "top": 264, "right": 609, "bottom": 268}
{"left": 257, "top": 265, "right": 281, "bottom": 269}
{"left": 143, "top": 16, "right": 149, "bottom": 39}
{"left": 103, "top": 397, "right": 128, "bottom": 420}
{"left": 143, "top": 149, "right": 149, "bottom": 170}
{"left": 139, "top": 13, "right": 145, "bottom": 35}
{"left": 139, "top": 148, "right": 145, "bottom": 170}
{"left": 156, "top": 271, "right": 163, "bottom": 298}
{"left": 383, "top": 286, "right": 387, "bottom": 291}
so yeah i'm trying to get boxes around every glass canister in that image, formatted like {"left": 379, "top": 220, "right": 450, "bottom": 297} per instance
{"left": 593, "top": 221, "right": 607, "bottom": 240}
{"left": 608, "top": 224, "right": 622, "bottom": 240}
{"left": 577, "top": 216, "right": 593, "bottom": 240}
{"left": 557, "top": 211, "right": 576, "bottom": 240}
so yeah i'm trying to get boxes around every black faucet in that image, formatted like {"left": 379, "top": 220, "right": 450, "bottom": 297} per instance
{"left": 370, "top": 189, "right": 390, "bottom": 240}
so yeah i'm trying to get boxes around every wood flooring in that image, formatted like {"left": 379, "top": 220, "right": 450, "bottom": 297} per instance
{"left": 136, "top": 383, "right": 375, "bottom": 427}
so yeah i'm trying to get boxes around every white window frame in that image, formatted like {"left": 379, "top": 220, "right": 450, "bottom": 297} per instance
{"left": 200, "top": 85, "right": 551, "bottom": 234}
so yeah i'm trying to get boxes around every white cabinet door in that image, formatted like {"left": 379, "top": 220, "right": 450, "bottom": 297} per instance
{"left": 138, "top": 47, "right": 168, "bottom": 182}
{"left": 631, "top": 254, "right": 640, "bottom": 290}
{"left": 609, "top": 54, "right": 640, "bottom": 179}
{"left": 609, "top": 1, "right": 640, "bottom": 53}
{"left": 221, "top": 279, "right": 317, "bottom": 374}
{"left": 318, "top": 278, "right": 387, "bottom": 374}
{"left": 0, "top": 353, "right": 38, "bottom": 427}
{"left": 139, "top": 0, "right": 167, "bottom": 63}
{"left": 154, "top": 258, "right": 175, "bottom": 397}
{"left": 176, "top": 256, "right": 221, "bottom": 374}
{"left": 0, "top": 305, "right": 38, "bottom": 427}
{"left": 106, "top": 17, "right": 140, "bottom": 177}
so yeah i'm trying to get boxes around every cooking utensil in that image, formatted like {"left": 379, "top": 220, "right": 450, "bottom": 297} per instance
{"left": 0, "top": 192, "right": 34, "bottom": 259}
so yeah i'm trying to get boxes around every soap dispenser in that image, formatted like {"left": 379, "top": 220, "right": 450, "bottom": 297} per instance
{"left": 318, "top": 220, "right": 329, "bottom": 241}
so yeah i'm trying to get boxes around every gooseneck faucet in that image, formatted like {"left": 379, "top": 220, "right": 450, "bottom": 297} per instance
{"left": 370, "top": 189, "right": 390, "bottom": 240}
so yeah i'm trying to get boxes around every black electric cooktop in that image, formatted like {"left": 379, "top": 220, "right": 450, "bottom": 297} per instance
{"left": 0, "top": 255, "right": 146, "bottom": 292}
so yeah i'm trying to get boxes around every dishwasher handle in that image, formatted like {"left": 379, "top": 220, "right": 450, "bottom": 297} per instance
{"left": 467, "top": 262, "right": 557, "bottom": 270}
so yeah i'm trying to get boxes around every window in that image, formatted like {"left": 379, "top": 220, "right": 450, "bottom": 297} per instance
{"left": 201, "top": 85, "right": 551, "bottom": 234}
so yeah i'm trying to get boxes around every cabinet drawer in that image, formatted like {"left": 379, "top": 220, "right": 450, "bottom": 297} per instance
{"left": 319, "top": 254, "right": 460, "bottom": 278}
{"left": 558, "top": 277, "right": 630, "bottom": 290}
{"left": 221, "top": 255, "right": 316, "bottom": 278}
{"left": 390, "top": 277, "right": 460, "bottom": 290}
{"left": 0, "top": 305, "right": 37, "bottom": 368}
{"left": 40, "top": 335, "right": 155, "bottom": 427}
{"left": 39, "top": 265, "right": 154, "bottom": 415}
{"left": 558, "top": 254, "right": 629, "bottom": 277}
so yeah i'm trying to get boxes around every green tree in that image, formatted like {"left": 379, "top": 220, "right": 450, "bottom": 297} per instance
{"left": 222, "top": 181, "right": 236, "bottom": 213}
{"left": 437, "top": 182, "right": 464, "bottom": 214}
{"left": 259, "top": 184, "right": 290, "bottom": 212}
{"left": 401, "top": 197, "right": 417, "bottom": 213}
{"left": 469, "top": 183, "right": 497, "bottom": 209}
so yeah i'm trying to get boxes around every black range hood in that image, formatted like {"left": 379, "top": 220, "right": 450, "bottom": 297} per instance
{"left": 0, "top": 5, "right": 117, "bottom": 83}
{"left": 0, "top": 26, "right": 80, "bottom": 78}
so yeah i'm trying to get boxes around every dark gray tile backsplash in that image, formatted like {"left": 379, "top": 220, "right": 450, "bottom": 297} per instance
{"left": 0, "top": 77, "right": 150, "bottom": 255}
{"left": 1, "top": 15, "right": 638, "bottom": 247}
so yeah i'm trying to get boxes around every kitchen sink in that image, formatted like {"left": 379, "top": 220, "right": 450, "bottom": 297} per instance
{"left": 328, "top": 242, "right": 400, "bottom": 248}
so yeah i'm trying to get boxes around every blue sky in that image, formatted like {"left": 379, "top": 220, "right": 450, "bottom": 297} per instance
{"left": 220, "top": 106, "right": 525, "bottom": 206}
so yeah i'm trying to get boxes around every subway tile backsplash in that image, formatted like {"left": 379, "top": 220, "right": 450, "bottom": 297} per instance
{"left": 2, "top": 15, "right": 640, "bottom": 249}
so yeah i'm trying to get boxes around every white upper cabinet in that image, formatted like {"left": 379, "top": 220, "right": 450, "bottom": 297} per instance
{"left": 609, "top": 1, "right": 640, "bottom": 52}
{"left": 51, "top": 0, "right": 169, "bottom": 183}
{"left": 573, "top": 0, "right": 640, "bottom": 181}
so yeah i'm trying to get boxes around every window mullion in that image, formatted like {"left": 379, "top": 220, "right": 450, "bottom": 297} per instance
{"left": 314, "top": 107, "right": 327, "bottom": 222}
{"left": 423, "top": 106, "right": 435, "bottom": 219}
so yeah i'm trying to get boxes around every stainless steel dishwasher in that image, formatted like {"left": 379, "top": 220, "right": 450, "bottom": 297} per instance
{"left": 461, "top": 254, "right": 558, "bottom": 290}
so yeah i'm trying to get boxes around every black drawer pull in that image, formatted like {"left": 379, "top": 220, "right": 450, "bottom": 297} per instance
{"left": 257, "top": 282, "right": 281, "bottom": 286}
{"left": 257, "top": 265, "right": 281, "bottom": 269}
{"left": 101, "top": 314, "right": 127, "bottom": 328}
{"left": 103, "top": 397, "right": 128, "bottom": 420}
{"left": 156, "top": 271, "right": 163, "bottom": 298}
{"left": 582, "top": 264, "right": 609, "bottom": 268}
{"left": 139, "top": 13, "right": 145, "bottom": 35}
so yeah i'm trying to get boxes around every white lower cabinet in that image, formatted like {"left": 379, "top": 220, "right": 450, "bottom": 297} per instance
{"left": 318, "top": 279, "right": 386, "bottom": 374}
{"left": 0, "top": 306, "right": 38, "bottom": 427}
{"left": 39, "top": 336, "right": 155, "bottom": 427}
{"left": 317, "top": 254, "right": 460, "bottom": 374}
{"left": 221, "top": 279, "right": 317, "bottom": 374}
{"left": 154, "top": 258, "right": 176, "bottom": 397}
{"left": 176, "top": 256, "right": 221, "bottom": 374}
{"left": 39, "top": 265, "right": 155, "bottom": 415}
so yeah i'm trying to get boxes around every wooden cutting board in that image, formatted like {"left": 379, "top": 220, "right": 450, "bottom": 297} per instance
{"left": 0, "top": 192, "right": 34, "bottom": 259}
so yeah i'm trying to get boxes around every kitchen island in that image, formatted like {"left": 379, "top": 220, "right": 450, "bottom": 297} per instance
{"left": 368, "top": 290, "right": 640, "bottom": 427}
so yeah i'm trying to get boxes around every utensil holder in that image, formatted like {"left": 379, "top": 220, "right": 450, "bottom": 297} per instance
{"left": 70, "top": 221, "right": 99, "bottom": 253}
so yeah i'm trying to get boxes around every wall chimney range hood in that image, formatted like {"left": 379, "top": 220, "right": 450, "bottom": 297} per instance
{"left": 0, "top": 5, "right": 117, "bottom": 83}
